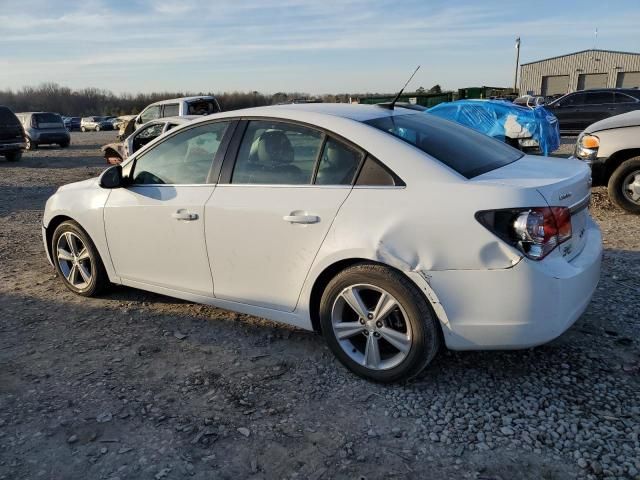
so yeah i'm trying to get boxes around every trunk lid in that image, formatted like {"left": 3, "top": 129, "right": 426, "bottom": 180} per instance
{"left": 473, "top": 155, "right": 592, "bottom": 260}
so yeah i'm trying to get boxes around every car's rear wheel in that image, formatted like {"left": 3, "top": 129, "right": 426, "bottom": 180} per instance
{"left": 51, "top": 221, "right": 109, "bottom": 296}
{"left": 95, "top": 126, "right": 101, "bottom": 132}
{"left": 320, "top": 263, "right": 441, "bottom": 383}
{"left": 25, "top": 137, "right": 35, "bottom": 150}
{"left": 608, "top": 157, "right": 640, "bottom": 214}
{"left": 4, "top": 151, "right": 22, "bottom": 162}
{"left": 81, "top": 126, "right": 86, "bottom": 132}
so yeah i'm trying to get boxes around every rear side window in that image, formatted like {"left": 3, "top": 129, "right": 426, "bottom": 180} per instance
{"left": 364, "top": 113, "right": 523, "bottom": 179}
{"left": 315, "top": 138, "right": 363, "bottom": 185}
{"left": 355, "top": 156, "right": 402, "bottom": 186}
{"left": 0, "top": 107, "right": 20, "bottom": 126}
{"left": 231, "top": 120, "right": 323, "bottom": 185}
{"left": 584, "top": 91, "right": 613, "bottom": 104}
{"left": 163, "top": 104, "right": 179, "bottom": 117}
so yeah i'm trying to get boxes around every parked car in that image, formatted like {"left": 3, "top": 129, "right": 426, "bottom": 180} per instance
{"left": 101, "top": 116, "right": 198, "bottom": 164}
{"left": 545, "top": 88, "right": 640, "bottom": 134}
{"left": 572, "top": 110, "right": 640, "bottom": 214}
{"left": 42, "top": 104, "right": 601, "bottom": 382}
{"left": 62, "top": 116, "right": 81, "bottom": 131}
{"left": 15, "top": 112, "right": 70, "bottom": 150}
{"left": 0, "top": 106, "right": 26, "bottom": 162}
{"left": 132, "top": 96, "right": 221, "bottom": 131}
{"left": 81, "top": 116, "right": 113, "bottom": 132}
{"left": 427, "top": 100, "right": 561, "bottom": 155}
{"left": 513, "top": 95, "right": 546, "bottom": 108}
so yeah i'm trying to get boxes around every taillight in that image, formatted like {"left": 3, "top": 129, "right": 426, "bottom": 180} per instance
{"left": 476, "top": 207, "right": 572, "bottom": 260}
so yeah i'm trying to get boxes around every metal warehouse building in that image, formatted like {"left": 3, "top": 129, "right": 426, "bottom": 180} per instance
{"left": 519, "top": 49, "right": 640, "bottom": 96}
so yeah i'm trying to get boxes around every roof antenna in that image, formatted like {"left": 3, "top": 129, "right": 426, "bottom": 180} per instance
{"left": 381, "top": 65, "right": 421, "bottom": 109}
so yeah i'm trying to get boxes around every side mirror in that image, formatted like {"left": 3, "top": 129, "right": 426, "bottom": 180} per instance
{"left": 100, "top": 165, "right": 123, "bottom": 189}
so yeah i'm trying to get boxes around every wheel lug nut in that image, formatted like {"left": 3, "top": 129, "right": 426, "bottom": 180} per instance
{"left": 373, "top": 332, "right": 380, "bottom": 337}
{"left": 359, "top": 318, "right": 365, "bottom": 325}
{"left": 367, "top": 313, "right": 373, "bottom": 320}
{"left": 376, "top": 321, "right": 383, "bottom": 328}
{"left": 363, "top": 330, "right": 369, "bottom": 336}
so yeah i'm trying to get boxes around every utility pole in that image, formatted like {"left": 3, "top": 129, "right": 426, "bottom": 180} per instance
{"left": 514, "top": 37, "right": 521, "bottom": 92}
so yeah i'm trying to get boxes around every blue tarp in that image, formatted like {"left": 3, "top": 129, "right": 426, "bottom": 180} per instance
{"left": 427, "top": 100, "right": 561, "bottom": 155}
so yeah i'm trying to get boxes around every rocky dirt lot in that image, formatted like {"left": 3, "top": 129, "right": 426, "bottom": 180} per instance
{"left": 1, "top": 132, "right": 639, "bottom": 480}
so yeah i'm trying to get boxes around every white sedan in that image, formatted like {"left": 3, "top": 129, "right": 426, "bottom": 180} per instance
{"left": 42, "top": 104, "right": 602, "bottom": 382}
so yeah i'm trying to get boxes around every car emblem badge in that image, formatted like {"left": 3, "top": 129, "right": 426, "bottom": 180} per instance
{"left": 559, "top": 192, "right": 572, "bottom": 201}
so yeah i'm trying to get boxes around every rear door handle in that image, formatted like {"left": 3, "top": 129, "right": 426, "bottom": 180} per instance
{"left": 172, "top": 210, "right": 198, "bottom": 221}
{"left": 283, "top": 213, "right": 319, "bottom": 224}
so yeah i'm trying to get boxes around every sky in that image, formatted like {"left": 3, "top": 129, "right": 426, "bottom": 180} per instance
{"left": 1, "top": 0, "right": 639, "bottom": 95}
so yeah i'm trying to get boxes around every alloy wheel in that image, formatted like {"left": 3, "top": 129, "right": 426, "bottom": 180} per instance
{"left": 56, "top": 232, "right": 92, "bottom": 289}
{"left": 622, "top": 170, "right": 640, "bottom": 205}
{"left": 331, "top": 284, "right": 412, "bottom": 370}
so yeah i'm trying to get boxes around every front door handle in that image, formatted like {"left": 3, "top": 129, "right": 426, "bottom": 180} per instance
{"left": 283, "top": 213, "right": 319, "bottom": 224}
{"left": 172, "top": 210, "right": 198, "bottom": 221}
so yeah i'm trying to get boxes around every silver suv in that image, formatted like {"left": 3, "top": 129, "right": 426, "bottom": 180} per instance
{"left": 15, "top": 112, "right": 70, "bottom": 150}
{"left": 81, "top": 117, "right": 113, "bottom": 132}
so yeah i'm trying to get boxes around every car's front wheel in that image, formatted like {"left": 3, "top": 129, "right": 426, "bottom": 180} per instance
{"left": 608, "top": 157, "right": 640, "bottom": 214}
{"left": 95, "top": 125, "right": 101, "bottom": 132}
{"left": 81, "top": 126, "right": 86, "bottom": 132}
{"left": 25, "top": 137, "right": 35, "bottom": 150}
{"left": 51, "top": 221, "right": 109, "bottom": 296}
{"left": 320, "top": 263, "right": 441, "bottom": 382}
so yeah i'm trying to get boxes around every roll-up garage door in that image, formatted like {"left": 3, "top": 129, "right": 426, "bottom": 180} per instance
{"left": 542, "top": 75, "right": 569, "bottom": 96}
{"left": 577, "top": 73, "right": 608, "bottom": 90}
{"left": 616, "top": 71, "right": 640, "bottom": 88}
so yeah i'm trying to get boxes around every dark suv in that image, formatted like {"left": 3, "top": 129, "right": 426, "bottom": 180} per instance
{"left": 546, "top": 89, "right": 640, "bottom": 134}
{"left": 0, "top": 106, "right": 26, "bottom": 162}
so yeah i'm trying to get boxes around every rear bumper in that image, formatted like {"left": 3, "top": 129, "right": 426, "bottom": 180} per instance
{"left": 0, "top": 142, "right": 25, "bottom": 151}
{"left": 428, "top": 217, "right": 602, "bottom": 350}
{"left": 33, "top": 133, "right": 70, "bottom": 144}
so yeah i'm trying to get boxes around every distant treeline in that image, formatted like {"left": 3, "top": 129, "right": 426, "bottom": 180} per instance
{"left": 0, "top": 83, "right": 362, "bottom": 116}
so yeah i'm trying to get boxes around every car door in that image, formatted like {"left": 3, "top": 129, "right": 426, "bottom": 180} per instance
{"left": 549, "top": 92, "right": 585, "bottom": 131}
{"left": 205, "top": 120, "right": 364, "bottom": 311}
{"left": 103, "top": 120, "right": 233, "bottom": 296}
{"left": 580, "top": 91, "right": 614, "bottom": 128}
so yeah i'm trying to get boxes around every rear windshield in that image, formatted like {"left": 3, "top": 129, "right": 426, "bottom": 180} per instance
{"left": 186, "top": 99, "right": 220, "bottom": 115}
{"left": 0, "top": 107, "right": 20, "bottom": 126}
{"left": 34, "top": 113, "right": 63, "bottom": 127}
{"left": 364, "top": 112, "right": 523, "bottom": 178}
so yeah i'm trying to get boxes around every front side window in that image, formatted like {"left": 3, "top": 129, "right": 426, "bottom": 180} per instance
{"left": 231, "top": 120, "right": 323, "bottom": 185}
{"left": 315, "top": 138, "right": 363, "bottom": 185}
{"left": 136, "top": 123, "right": 164, "bottom": 140}
{"left": 365, "top": 113, "right": 523, "bottom": 179}
{"left": 561, "top": 93, "right": 585, "bottom": 107}
{"left": 139, "top": 105, "right": 161, "bottom": 124}
{"left": 132, "top": 121, "right": 229, "bottom": 185}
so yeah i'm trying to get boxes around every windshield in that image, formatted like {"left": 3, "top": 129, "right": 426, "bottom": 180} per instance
{"left": 34, "top": 113, "right": 63, "bottom": 128}
{"left": 186, "top": 99, "right": 219, "bottom": 115}
{"left": 364, "top": 112, "right": 523, "bottom": 178}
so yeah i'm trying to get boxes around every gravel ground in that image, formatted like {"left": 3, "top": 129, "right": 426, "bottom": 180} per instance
{"left": 1, "top": 132, "right": 639, "bottom": 480}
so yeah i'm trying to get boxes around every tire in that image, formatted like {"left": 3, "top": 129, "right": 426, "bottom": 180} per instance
{"left": 95, "top": 126, "right": 101, "bottom": 132}
{"left": 319, "top": 262, "right": 441, "bottom": 383}
{"left": 59, "top": 141, "right": 70, "bottom": 148}
{"left": 25, "top": 137, "right": 36, "bottom": 150}
{"left": 4, "top": 151, "right": 22, "bottom": 162}
{"left": 51, "top": 221, "right": 109, "bottom": 297}
{"left": 607, "top": 157, "right": 640, "bottom": 214}
{"left": 81, "top": 126, "right": 86, "bottom": 132}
